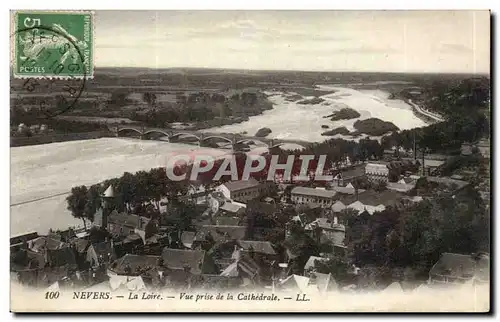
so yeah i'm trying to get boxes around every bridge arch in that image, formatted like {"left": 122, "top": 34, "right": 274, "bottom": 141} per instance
{"left": 143, "top": 130, "right": 171, "bottom": 137}
{"left": 117, "top": 127, "right": 143, "bottom": 136}
{"left": 235, "top": 139, "right": 269, "bottom": 147}
{"left": 202, "top": 136, "right": 233, "bottom": 144}
{"left": 169, "top": 133, "right": 201, "bottom": 141}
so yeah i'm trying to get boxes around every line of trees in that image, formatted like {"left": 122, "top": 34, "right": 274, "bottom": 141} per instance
{"left": 128, "top": 91, "right": 272, "bottom": 127}
{"left": 384, "top": 77, "right": 490, "bottom": 153}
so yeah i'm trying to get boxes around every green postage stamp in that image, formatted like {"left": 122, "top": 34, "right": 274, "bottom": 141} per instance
{"left": 13, "top": 11, "right": 94, "bottom": 78}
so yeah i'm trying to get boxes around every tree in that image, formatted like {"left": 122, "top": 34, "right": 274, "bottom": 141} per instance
{"left": 83, "top": 184, "right": 101, "bottom": 223}
{"left": 374, "top": 181, "right": 388, "bottom": 192}
{"left": 143, "top": 92, "right": 157, "bottom": 107}
{"left": 67, "top": 186, "right": 90, "bottom": 229}
{"left": 109, "top": 91, "right": 129, "bottom": 107}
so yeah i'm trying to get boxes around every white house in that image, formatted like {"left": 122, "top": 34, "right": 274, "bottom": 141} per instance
{"left": 217, "top": 179, "right": 269, "bottom": 203}
{"left": 347, "top": 201, "right": 386, "bottom": 215}
{"left": 365, "top": 163, "right": 390, "bottom": 182}
{"left": 290, "top": 187, "right": 337, "bottom": 207}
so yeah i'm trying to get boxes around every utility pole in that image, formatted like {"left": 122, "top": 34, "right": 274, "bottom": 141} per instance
{"left": 421, "top": 148, "right": 426, "bottom": 176}
{"left": 413, "top": 131, "right": 417, "bottom": 162}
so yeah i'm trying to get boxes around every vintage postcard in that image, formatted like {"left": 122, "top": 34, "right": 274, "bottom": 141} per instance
{"left": 9, "top": 10, "right": 491, "bottom": 313}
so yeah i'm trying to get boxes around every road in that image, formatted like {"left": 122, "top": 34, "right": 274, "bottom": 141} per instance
{"left": 407, "top": 99, "right": 445, "bottom": 123}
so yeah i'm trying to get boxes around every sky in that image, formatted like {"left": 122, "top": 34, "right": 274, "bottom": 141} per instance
{"left": 94, "top": 10, "right": 490, "bottom": 73}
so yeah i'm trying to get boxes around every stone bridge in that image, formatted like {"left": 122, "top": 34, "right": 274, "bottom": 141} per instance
{"left": 109, "top": 125, "right": 311, "bottom": 150}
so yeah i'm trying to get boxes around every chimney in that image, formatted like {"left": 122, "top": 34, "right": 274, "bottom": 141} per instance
{"left": 333, "top": 216, "right": 338, "bottom": 225}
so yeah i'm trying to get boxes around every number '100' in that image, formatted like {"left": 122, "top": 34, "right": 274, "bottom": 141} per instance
{"left": 45, "top": 291, "right": 60, "bottom": 299}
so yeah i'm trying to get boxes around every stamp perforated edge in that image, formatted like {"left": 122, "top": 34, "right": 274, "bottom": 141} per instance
{"left": 10, "top": 10, "right": 95, "bottom": 80}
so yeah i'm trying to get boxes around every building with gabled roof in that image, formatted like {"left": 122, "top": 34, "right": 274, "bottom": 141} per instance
{"left": 217, "top": 178, "right": 270, "bottom": 203}
{"left": 161, "top": 248, "right": 218, "bottom": 275}
{"left": 308, "top": 272, "right": 337, "bottom": 293}
{"left": 86, "top": 241, "right": 116, "bottom": 268}
{"left": 429, "top": 252, "right": 489, "bottom": 285}
{"left": 192, "top": 225, "right": 248, "bottom": 249}
{"left": 331, "top": 200, "right": 347, "bottom": 213}
{"left": 218, "top": 202, "right": 246, "bottom": 216}
{"left": 347, "top": 201, "right": 385, "bottom": 215}
{"left": 304, "top": 256, "right": 327, "bottom": 274}
{"left": 331, "top": 165, "right": 366, "bottom": 187}
{"left": 365, "top": 162, "right": 390, "bottom": 183}
{"left": 10, "top": 231, "right": 39, "bottom": 247}
{"left": 236, "top": 240, "right": 276, "bottom": 256}
{"left": 305, "top": 217, "right": 346, "bottom": 245}
{"left": 220, "top": 251, "right": 261, "bottom": 282}
{"left": 108, "top": 254, "right": 161, "bottom": 276}
{"left": 279, "top": 274, "right": 310, "bottom": 293}
{"left": 29, "top": 236, "right": 68, "bottom": 253}
{"left": 291, "top": 186, "right": 336, "bottom": 207}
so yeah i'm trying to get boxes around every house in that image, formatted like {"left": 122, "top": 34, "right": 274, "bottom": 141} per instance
{"left": 46, "top": 247, "right": 77, "bottom": 268}
{"left": 220, "top": 251, "right": 262, "bottom": 284}
{"left": 246, "top": 200, "right": 278, "bottom": 216}
{"left": 365, "top": 162, "right": 390, "bottom": 183}
{"left": 105, "top": 210, "right": 154, "bottom": 240}
{"left": 355, "top": 189, "right": 404, "bottom": 209}
{"left": 347, "top": 201, "right": 385, "bottom": 215}
{"left": 290, "top": 187, "right": 336, "bottom": 207}
{"left": 426, "top": 176, "right": 469, "bottom": 191}
{"left": 161, "top": 248, "right": 218, "bottom": 275}
{"left": 71, "top": 238, "right": 90, "bottom": 267}
{"left": 331, "top": 165, "right": 366, "bottom": 187}
{"left": 218, "top": 201, "right": 246, "bottom": 216}
{"left": 304, "top": 256, "right": 327, "bottom": 275}
{"left": 305, "top": 217, "right": 345, "bottom": 245}
{"left": 108, "top": 254, "right": 162, "bottom": 276}
{"left": 387, "top": 182, "right": 415, "bottom": 193}
{"left": 331, "top": 185, "right": 365, "bottom": 196}
{"left": 307, "top": 272, "right": 337, "bottom": 294}
{"left": 421, "top": 159, "right": 446, "bottom": 176}
{"left": 28, "top": 236, "right": 68, "bottom": 253}
{"left": 48, "top": 228, "right": 76, "bottom": 243}
{"left": 10, "top": 231, "right": 39, "bottom": 248}
{"left": 429, "top": 252, "right": 490, "bottom": 285}
{"left": 331, "top": 200, "right": 347, "bottom": 213}
{"left": 279, "top": 274, "right": 310, "bottom": 293}
{"left": 86, "top": 241, "right": 116, "bottom": 268}
{"left": 192, "top": 225, "right": 248, "bottom": 249}
{"left": 109, "top": 275, "right": 148, "bottom": 292}
{"left": 235, "top": 240, "right": 276, "bottom": 257}
{"left": 217, "top": 179, "right": 270, "bottom": 203}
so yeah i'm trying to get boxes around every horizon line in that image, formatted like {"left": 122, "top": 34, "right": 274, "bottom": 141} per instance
{"left": 91, "top": 66, "right": 490, "bottom": 76}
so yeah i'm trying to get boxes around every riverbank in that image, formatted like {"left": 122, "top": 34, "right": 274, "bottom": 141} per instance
{"left": 406, "top": 99, "right": 445, "bottom": 124}
{"left": 10, "top": 131, "right": 114, "bottom": 147}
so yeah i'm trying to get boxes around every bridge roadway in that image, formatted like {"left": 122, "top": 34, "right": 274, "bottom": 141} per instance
{"left": 109, "top": 125, "right": 312, "bottom": 149}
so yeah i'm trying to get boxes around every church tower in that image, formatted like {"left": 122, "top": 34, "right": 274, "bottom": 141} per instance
{"left": 101, "top": 184, "right": 117, "bottom": 228}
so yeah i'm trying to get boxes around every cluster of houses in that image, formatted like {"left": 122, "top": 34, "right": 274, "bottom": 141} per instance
{"left": 10, "top": 142, "right": 490, "bottom": 294}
